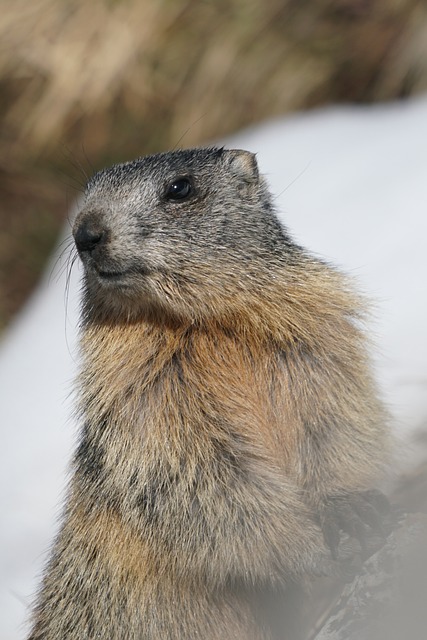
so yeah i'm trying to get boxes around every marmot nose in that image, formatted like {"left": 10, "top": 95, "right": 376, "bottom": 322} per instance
{"left": 74, "top": 219, "right": 106, "bottom": 254}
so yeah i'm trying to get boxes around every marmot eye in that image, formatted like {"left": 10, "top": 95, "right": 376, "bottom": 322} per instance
{"left": 165, "top": 177, "right": 192, "bottom": 200}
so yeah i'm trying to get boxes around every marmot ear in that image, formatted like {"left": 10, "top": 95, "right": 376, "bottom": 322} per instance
{"left": 226, "top": 149, "right": 259, "bottom": 184}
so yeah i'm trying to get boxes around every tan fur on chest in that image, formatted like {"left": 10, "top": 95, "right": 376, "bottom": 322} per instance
{"left": 79, "top": 320, "right": 299, "bottom": 472}
{"left": 78, "top": 263, "right": 358, "bottom": 469}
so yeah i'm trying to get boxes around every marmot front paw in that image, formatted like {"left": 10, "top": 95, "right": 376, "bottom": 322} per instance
{"left": 319, "top": 489, "right": 392, "bottom": 561}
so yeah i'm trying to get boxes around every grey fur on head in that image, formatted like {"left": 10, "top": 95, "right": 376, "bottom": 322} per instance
{"left": 74, "top": 147, "right": 299, "bottom": 322}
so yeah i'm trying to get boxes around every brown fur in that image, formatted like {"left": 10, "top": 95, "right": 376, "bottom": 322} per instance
{"left": 28, "top": 148, "right": 390, "bottom": 639}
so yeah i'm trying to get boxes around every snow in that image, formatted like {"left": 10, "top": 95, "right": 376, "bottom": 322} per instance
{"left": 1, "top": 95, "right": 426, "bottom": 638}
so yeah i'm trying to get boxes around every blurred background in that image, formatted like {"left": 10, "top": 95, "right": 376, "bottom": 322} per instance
{"left": 1, "top": 0, "right": 427, "bottom": 332}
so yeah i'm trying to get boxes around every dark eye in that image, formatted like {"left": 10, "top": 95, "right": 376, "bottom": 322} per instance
{"left": 165, "top": 177, "right": 192, "bottom": 200}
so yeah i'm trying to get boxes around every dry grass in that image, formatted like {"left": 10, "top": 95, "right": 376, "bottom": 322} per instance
{"left": 1, "top": 0, "right": 427, "bottom": 328}
{"left": 3, "top": 0, "right": 427, "bottom": 157}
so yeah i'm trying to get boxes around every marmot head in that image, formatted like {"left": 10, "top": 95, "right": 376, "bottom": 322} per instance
{"left": 73, "top": 147, "right": 295, "bottom": 324}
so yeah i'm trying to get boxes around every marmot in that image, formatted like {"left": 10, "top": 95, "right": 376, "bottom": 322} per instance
{"left": 28, "top": 147, "right": 391, "bottom": 639}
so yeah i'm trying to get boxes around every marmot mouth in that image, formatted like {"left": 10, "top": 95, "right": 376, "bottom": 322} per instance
{"left": 95, "top": 269, "right": 134, "bottom": 285}
{"left": 95, "top": 266, "right": 151, "bottom": 282}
